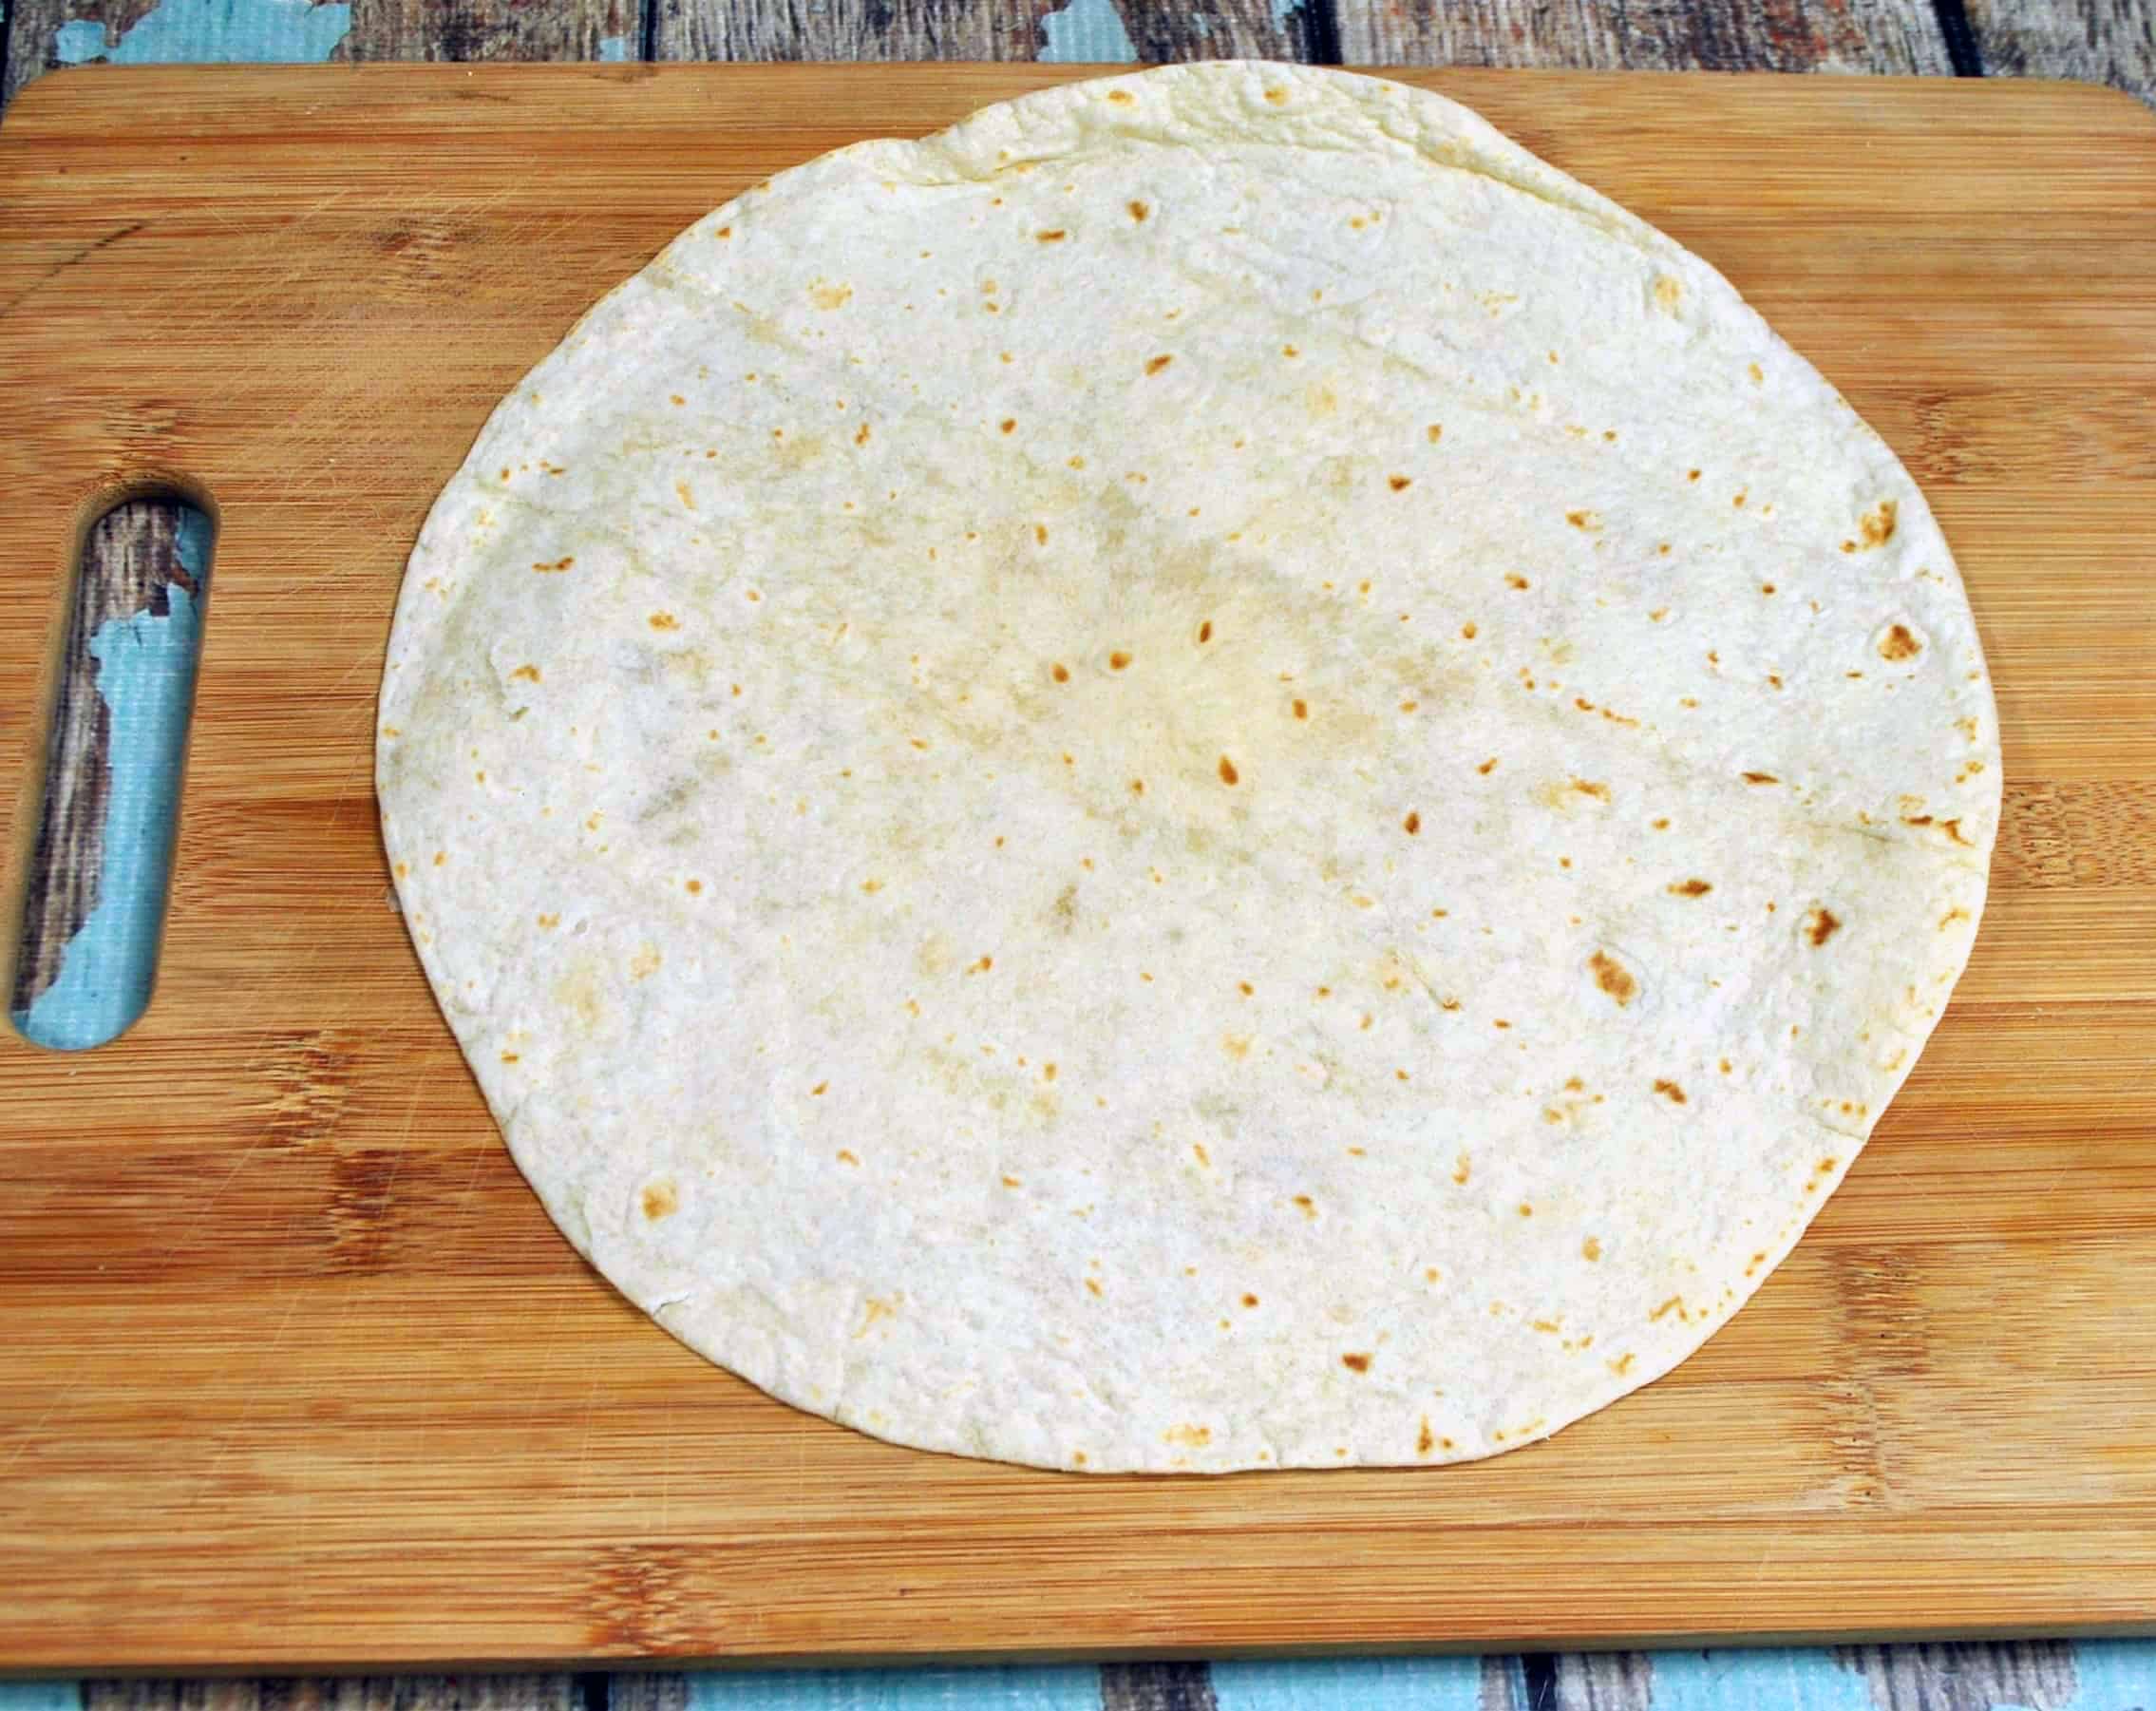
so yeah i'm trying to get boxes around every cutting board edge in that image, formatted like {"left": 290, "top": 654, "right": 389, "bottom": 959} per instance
{"left": 0, "top": 62, "right": 2151, "bottom": 1670}
{"left": 6, "top": 60, "right": 2156, "bottom": 142}
{"left": 6, "top": 1612, "right": 2156, "bottom": 1676}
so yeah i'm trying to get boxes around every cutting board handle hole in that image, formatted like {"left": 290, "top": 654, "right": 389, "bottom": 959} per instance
{"left": 9, "top": 487, "right": 217, "bottom": 1051}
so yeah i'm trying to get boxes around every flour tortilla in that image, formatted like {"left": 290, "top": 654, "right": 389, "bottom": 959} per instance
{"left": 377, "top": 62, "right": 1998, "bottom": 1473}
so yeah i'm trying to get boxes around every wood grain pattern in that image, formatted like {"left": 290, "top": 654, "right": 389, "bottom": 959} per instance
{"left": 9, "top": 498, "right": 197, "bottom": 1016}
{"left": 1101, "top": 1663, "right": 1220, "bottom": 1710}
{"left": 82, "top": 1680, "right": 582, "bottom": 1710}
{"left": 1968, "top": 0, "right": 2156, "bottom": 106}
{"left": 650, "top": 0, "right": 1320, "bottom": 70}
{"left": 1335, "top": 0, "right": 1953, "bottom": 73}
{"left": 338, "top": 0, "right": 639, "bottom": 68}
{"left": 0, "top": 65, "right": 2151, "bottom": 1672}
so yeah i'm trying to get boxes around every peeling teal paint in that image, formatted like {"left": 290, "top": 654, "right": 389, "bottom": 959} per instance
{"left": 52, "top": 17, "right": 110, "bottom": 61}
{"left": 0, "top": 1684, "right": 81, "bottom": 1711}
{"left": 1037, "top": 0, "right": 1135, "bottom": 64}
{"left": 1268, "top": 0, "right": 1304, "bottom": 33}
{"left": 596, "top": 32, "right": 631, "bottom": 60}
{"left": 1651, "top": 1652, "right": 1877, "bottom": 1711}
{"left": 1214, "top": 1658, "right": 1493, "bottom": 1711}
{"left": 16, "top": 510, "right": 211, "bottom": 1053}
{"left": 685, "top": 1667, "right": 1103, "bottom": 1711}
{"left": 49, "top": 0, "right": 350, "bottom": 69}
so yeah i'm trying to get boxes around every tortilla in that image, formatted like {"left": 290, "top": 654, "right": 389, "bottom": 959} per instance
{"left": 377, "top": 62, "right": 1998, "bottom": 1472}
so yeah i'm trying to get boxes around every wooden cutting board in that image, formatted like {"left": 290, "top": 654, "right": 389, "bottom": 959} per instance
{"left": 2, "top": 64, "right": 2153, "bottom": 1673}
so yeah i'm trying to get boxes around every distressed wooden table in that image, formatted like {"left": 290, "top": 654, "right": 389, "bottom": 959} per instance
{"left": 2, "top": 0, "right": 2152, "bottom": 1705}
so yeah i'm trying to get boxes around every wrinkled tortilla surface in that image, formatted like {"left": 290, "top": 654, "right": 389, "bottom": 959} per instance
{"left": 379, "top": 63, "right": 1999, "bottom": 1472}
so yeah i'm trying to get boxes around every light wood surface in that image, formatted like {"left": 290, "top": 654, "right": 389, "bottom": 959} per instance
{"left": 1, "top": 64, "right": 2152, "bottom": 1674}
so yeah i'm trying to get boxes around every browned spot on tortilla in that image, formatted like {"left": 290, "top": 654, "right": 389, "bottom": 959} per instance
{"left": 1588, "top": 950, "right": 1636, "bottom": 1007}
{"left": 809, "top": 282, "right": 852, "bottom": 311}
{"left": 1390, "top": 475, "right": 1412, "bottom": 492}
{"left": 536, "top": 913, "right": 558, "bottom": 928}
{"left": 1109, "top": 650, "right": 1132, "bottom": 671}
{"left": 809, "top": 1080, "right": 828, "bottom": 1096}
{"left": 854, "top": 423, "right": 870, "bottom": 447}
{"left": 1505, "top": 574, "right": 1530, "bottom": 590}
{"left": 1218, "top": 755, "right": 1239, "bottom": 786}
{"left": 1050, "top": 662, "right": 1069, "bottom": 683}
{"left": 1860, "top": 500, "right": 1898, "bottom": 547}
{"left": 1732, "top": 490, "right": 1748, "bottom": 507}
{"left": 1478, "top": 757, "right": 1499, "bottom": 775}
{"left": 1241, "top": 1293, "right": 1258, "bottom": 1308}
{"left": 1572, "top": 778, "right": 1610, "bottom": 801}
{"left": 649, "top": 612, "right": 680, "bottom": 632}
{"left": 1654, "top": 276, "right": 1682, "bottom": 309}
{"left": 1127, "top": 200, "right": 1149, "bottom": 222}
{"left": 1518, "top": 1203, "right": 1533, "bottom": 1218}
{"left": 1669, "top": 878, "right": 1712, "bottom": 897}
{"left": 1263, "top": 86, "right": 1287, "bottom": 105}
{"left": 1880, "top": 623, "right": 1922, "bottom": 662}
{"left": 1741, "top": 771, "right": 1779, "bottom": 786}
{"left": 1653, "top": 1078, "right": 1687, "bottom": 1103}
{"left": 1086, "top": 1278, "right": 1103, "bottom": 1297}
{"left": 1806, "top": 907, "right": 1842, "bottom": 947}
{"left": 1610, "top": 1353, "right": 1636, "bottom": 1376}
{"left": 1145, "top": 354, "right": 1174, "bottom": 375}
{"left": 968, "top": 955, "right": 993, "bottom": 975}
{"left": 1417, "top": 1417, "right": 1435, "bottom": 1454}
{"left": 1493, "top": 1018, "right": 1511, "bottom": 1030}
{"left": 685, "top": 879, "right": 702, "bottom": 895}
{"left": 509, "top": 664, "right": 540, "bottom": 684}
{"left": 1034, "top": 524, "right": 1049, "bottom": 545}
{"left": 1129, "top": 778, "right": 1144, "bottom": 795}
{"left": 1198, "top": 619, "right": 1213, "bottom": 644}
{"left": 1565, "top": 510, "right": 1600, "bottom": 531}
{"left": 1582, "top": 1236, "right": 1602, "bottom": 1262}
{"left": 1453, "top": 1153, "right": 1471, "bottom": 1185}
{"left": 1650, "top": 1295, "right": 1684, "bottom": 1321}
{"left": 1460, "top": 621, "right": 1478, "bottom": 640}
{"left": 1163, "top": 1422, "right": 1210, "bottom": 1447}
{"left": 1341, "top": 1352, "right": 1372, "bottom": 1374}
{"left": 1403, "top": 810, "right": 1421, "bottom": 835}
{"left": 641, "top": 1182, "right": 678, "bottom": 1221}
{"left": 1293, "top": 1193, "right": 1315, "bottom": 1217}
{"left": 1291, "top": 698, "right": 1309, "bottom": 721}
{"left": 531, "top": 556, "right": 574, "bottom": 573}
{"left": 1106, "top": 88, "right": 1134, "bottom": 105}
{"left": 1036, "top": 229, "right": 1068, "bottom": 243}
{"left": 500, "top": 1052, "right": 519, "bottom": 1064}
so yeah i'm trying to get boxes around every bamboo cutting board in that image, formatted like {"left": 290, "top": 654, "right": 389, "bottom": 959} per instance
{"left": 1, "top": 64, "right": 2153, "bottom": 1673}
